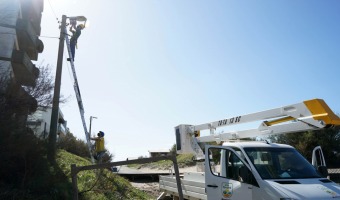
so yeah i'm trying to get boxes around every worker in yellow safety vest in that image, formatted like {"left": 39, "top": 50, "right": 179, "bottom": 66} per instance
{"left": 90, "top": 131, "right": 106, "bottom": 160}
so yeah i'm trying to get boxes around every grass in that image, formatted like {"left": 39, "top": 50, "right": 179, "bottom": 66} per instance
{"left": 128, "top": 154, "right": 195, "bottom": 169}
{"left": 0, "top": 145, "right": 191, "bottom": 199}
{"left": 56, "top": 149, "right": 152, "bottom": 200}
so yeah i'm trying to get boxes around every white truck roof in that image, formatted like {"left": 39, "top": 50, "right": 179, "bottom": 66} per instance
{"left": 222, "top": 141, "right": 294, "bottom": 149}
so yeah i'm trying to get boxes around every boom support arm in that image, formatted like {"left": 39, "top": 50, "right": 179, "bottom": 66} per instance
{"left": 175, "top": 99, "right": 340, "bottom": 160}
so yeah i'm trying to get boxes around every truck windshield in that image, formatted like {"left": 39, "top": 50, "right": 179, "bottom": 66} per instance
{"left": 244, "top": 147, "right": 321, "bottom": 179}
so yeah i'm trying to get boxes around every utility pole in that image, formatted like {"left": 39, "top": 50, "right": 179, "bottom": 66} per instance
{"left": 89, "top": 116, "right": 97, "bottom": 136}
{"left": 48, "top": 15, "right": 66, "bottom": 163}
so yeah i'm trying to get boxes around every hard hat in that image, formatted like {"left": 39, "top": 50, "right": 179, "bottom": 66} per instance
{"left": 78, "top": 24, "right": 85, "bottom": 29}
{"left": 99, "top": 131, "right": 104, "bottom": 137}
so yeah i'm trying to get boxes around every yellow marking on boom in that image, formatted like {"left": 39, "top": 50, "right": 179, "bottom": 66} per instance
{"left": 304, "top": 99, "right": 340, "bottom": 126}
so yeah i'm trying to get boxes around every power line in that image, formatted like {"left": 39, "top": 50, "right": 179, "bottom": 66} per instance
{"left": 39, "top": 35, "right": 59, "bottom": 39}
{"left": 47, "top": 0, "right": 59, "bottom": 23}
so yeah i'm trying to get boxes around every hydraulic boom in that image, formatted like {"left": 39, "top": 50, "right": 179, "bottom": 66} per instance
{"left": 176, "top": 99, "right": 340, "bottom": 160}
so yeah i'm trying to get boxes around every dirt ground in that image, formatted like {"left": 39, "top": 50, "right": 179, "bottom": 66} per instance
{"left": 131, "top": 181, "right": 162, "bottom": 199}
{"left": 129, "top": 166, "right": 198, "bottom": 199}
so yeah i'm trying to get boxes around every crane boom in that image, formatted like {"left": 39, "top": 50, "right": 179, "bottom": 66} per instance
{"left": 176, "top": 99, "right": 340, "bottom": 159}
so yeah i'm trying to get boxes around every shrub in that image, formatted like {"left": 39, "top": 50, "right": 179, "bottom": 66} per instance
{"left": 57, "top": 132, "right": 90, "bottom": 158}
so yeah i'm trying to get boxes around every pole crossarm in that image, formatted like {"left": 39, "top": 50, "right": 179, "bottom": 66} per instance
{"left": 71, "top": 155, "right": 184, "bottom": 200}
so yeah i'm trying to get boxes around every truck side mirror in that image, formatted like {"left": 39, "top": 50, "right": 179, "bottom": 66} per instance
{"left": 318, "top": 166, "right": 328, "bottom": 178}
{"left": 239, "top": 166, "right": 252, "bottom": 183}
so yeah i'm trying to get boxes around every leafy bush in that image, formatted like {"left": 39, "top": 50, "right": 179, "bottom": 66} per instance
{"left": 57, "top": 132, "right": 91, "bottom": 159}
{"left": 0, "top": 126, "right": 73, "bottom": 199}
{"left": 177, "top": 154, "right": 195, "bottom": 167}
{"left": 56, "top": 149, "right": 151, "bottom": 200}
{"left": 57, "top": 131, "right": 114, "bottom": 163}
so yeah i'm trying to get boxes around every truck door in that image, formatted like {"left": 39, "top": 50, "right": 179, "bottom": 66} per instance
{"left": 312, "top": 146, "right": 329, "bottom": 178}
{"left": 312, "top": 146, "right": 326, "bottom": 167}
{"left": 205, "top": 145, "right": 253, "bottom": 200}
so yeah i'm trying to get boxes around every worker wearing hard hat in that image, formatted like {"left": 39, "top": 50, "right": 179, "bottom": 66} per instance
{"left": 67, "top": 24, "right": 85, "bottom": 62}
{"left": 90, "top": 131, "right": 106, "bottom": 160}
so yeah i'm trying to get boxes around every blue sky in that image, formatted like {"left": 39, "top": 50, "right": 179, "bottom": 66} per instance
{"left": 40, "top": 0, "right": 340, "bottom": 161}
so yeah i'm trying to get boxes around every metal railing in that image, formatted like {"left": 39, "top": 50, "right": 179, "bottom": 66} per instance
{"left": 71, "top": 154, "right": 184, "bottom": 200}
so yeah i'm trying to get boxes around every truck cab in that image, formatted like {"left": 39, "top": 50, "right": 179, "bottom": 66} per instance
{"left": 205, "top": 142, "right": 340, "bottom": 200}
{"left": 159, "top": 99, "right": 340, "bottom": 200}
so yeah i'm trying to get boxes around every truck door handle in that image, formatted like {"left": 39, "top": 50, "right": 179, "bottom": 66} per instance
{"left": 207, "top": 184, "right": 218, "bottom": 188}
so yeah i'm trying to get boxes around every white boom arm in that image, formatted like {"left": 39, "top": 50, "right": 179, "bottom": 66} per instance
{"left": 175, "top": 99, "right": 340, "bottom": 159}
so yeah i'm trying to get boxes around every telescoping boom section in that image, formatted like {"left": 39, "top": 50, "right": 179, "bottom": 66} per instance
{"left": 175, "top": 99, "right": 340, "bottom": 159}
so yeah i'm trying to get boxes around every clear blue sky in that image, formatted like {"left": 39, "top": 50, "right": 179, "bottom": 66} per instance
{"left": 40, "top": 0, "right": 340, "bottom": 161}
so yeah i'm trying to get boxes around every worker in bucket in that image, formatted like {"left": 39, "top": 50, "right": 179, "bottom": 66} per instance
{"left": 67, "top": 24, "right": 85, "bottom": 62}
{"left": 90, "top": 131, "right": 106, "bottom": 160}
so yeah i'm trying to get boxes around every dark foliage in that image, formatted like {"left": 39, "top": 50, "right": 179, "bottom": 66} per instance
{"left": 0, "top": 63, "right": 73, "bottom": 199}
{"left": 57, "top": 131, "right": 114, "bottom": 163}
{"left": 170, "top": 144, "right": 177, "bottom": 154}
{"left": 23, "top": 64, "right": 68, "bottom": 109}
{"left": 0, "top": 123, "right": 73, "bottom": 199}
{"left": 274, "top": 127, "right": 340, "bottom": 168}
{"left": 57, "top": 131, "right": 91, "bottom": 159}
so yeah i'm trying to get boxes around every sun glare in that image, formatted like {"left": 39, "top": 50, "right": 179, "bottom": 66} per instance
{"left": 84, "top": 20, "right": 90, "bottom": 28}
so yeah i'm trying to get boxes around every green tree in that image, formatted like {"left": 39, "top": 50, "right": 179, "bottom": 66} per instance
{"left": 57, "top": 131, "right": 90, "bottom": 158}
{"left": 0, "top": 63, "right": 73, "bottom": 198}
{"left": 170, "top": 144, "right": 177, "bottom": 154}
{"left": 272, "top": 127, "right": 340, "bottom": 168}
{"left": 23, "top": 64, "right": 68, "bottom": 109}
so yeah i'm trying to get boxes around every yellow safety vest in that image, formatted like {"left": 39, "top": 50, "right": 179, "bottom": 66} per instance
{"left": 96, "top": 137, "right": 105, "bottom": 152}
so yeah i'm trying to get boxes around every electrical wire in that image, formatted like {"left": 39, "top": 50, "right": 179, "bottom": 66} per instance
{"left": 47, "top": 0, "right": 59, "bottom": 23}
{"left": 39, "top": 35, "right": 59, "bottom": 39}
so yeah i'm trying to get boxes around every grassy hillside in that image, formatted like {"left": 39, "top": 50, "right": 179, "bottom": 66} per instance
{"left": 56, "top": 149, "right": 152, "bottom": 200}
{"left": 129, "top": 154, "right": 195, "bottom": 169}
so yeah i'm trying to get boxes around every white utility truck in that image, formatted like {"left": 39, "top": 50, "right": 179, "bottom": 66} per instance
{"left": 159, "top": 99, "right": 340, "bottom": 200}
